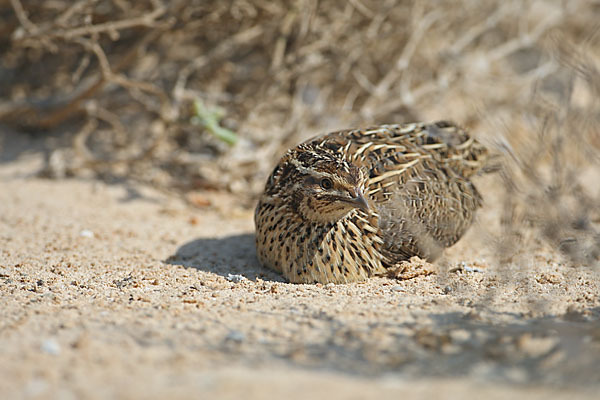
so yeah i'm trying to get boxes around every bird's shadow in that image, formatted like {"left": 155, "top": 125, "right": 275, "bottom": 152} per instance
{"left": 165, "top": 233, "right": 285, "bottom": 282}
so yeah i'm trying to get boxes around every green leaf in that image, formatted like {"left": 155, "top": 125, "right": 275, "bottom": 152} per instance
{"left": 192, "top": 99, "right": 238, "bottom": 145}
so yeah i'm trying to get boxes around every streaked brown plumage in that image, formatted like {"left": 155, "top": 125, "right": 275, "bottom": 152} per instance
{"left": 255, "top": 121, "right": 488, "bottom": 284}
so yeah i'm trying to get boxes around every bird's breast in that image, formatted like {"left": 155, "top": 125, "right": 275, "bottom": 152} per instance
{"left": 255, "top": 201, "right": 386, "bottom": 283}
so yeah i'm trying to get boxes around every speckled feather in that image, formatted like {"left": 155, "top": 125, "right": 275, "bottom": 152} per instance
{"left": 255, "top": 121, "right": 488, "bottom": 284}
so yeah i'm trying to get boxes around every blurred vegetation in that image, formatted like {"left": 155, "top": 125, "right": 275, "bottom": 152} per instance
{"left": 0, "top": 0, "right": 599, "bottom": 262}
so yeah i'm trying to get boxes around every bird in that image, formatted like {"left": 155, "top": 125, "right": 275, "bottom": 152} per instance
{"left": 254, "top": 121, "right": 489, "bottom": 284}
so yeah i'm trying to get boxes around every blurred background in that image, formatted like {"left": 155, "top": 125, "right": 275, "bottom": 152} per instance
{"left": 0, "top": 0, "right": 599, "bottom": 261}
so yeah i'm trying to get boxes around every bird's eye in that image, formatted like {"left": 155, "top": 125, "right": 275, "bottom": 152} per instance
{"left": 320, "top": 178, "right": 333, "bottom": 190}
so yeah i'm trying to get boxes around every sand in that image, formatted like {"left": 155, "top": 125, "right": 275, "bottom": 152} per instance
{"left": 1, "top": 151, "right": 599, "bottom": 400}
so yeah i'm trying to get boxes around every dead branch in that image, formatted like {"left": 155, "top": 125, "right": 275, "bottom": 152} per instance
{"left": 13, "top": 1, "right": 166, "bottom": 42}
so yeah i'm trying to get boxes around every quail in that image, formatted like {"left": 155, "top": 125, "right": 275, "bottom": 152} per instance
{"left": 255, "top": 121, "right": 488, "bottom": 284}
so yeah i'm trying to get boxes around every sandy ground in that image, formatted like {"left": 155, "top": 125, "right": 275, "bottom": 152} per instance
{"left": 1, "top": 146, "right": 599, "bottom": 399}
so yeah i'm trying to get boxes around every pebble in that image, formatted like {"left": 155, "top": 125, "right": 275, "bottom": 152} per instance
{"left": 79, "top": 230, "right": 95, "bottom": 238}
{"left": 449, "top": 329, "right": 470, "bottom": 343}
{"left": 226, "top": 274, "right": 246, "bottom": 283}
{"left": 41, "top": 339, "right": 60, "bottom": 355}
{"left": 451, "top": 262, "right": 485, "bottom": 273}
{"left": 225, "top": 330, "right": 246, "bottom": 343}
{"left": 391, "top": 286, "right": 406, "bottom": 292}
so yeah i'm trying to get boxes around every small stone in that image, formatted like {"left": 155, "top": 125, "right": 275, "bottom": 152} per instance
{"left": 443, "top": 285, "right": 452, "bottom": 294}
{"left": 226, "top": 274, "right": 246, "bottom": 283}
{"left": 391, "top": 285, "right": 405, "bottom": 292}
{"left": 450, "top": 262, "right": 485, "bottom": 273}
{"left": 41, "top": 339, "right": 60, "bottom": 355}
{"left": 225, "top": 330, "right": 245, "bottom": 343}
{"left": 79, "top": 230, "right": 94, "bottom": 238}
{"left": 449, "top": 329, "right": 470, "bottom": 343}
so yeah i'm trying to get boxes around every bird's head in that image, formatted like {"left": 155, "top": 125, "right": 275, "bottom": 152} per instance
{"left": 268, "top": 144, "right": 370, "bottom": 224}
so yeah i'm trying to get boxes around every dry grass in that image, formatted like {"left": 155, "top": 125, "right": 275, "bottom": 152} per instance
{"left": 1, "top": 0, "right": 599, "bottom": 262}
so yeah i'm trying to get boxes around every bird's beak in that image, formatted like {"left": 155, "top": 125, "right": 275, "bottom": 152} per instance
{"left": 352, "top": 188, "right": 370, "bottom": 212}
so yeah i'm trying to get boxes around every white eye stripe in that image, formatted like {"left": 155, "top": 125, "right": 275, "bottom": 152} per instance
{"left": 317, "top": 189, "right": 352, "bottom": 199}
{"left": 289, "top": 158, "right": 339, "bottom": 180}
